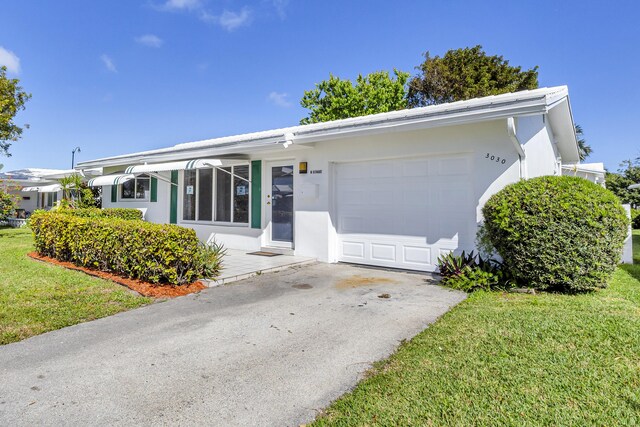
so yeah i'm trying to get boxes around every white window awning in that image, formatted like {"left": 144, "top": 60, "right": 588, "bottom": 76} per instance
{"left": 22, "top": 184, "right": 62, "bottom": 193}
{"left": 88, "top": 174, "right": 135, "bottom": 187}
{"left": 124, "top": 159, "right": 223, "bottom": 174}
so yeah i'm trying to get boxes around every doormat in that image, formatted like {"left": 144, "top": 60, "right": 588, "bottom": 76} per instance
{"left": 247, "top": 251, "right": 283, "bottom": 257}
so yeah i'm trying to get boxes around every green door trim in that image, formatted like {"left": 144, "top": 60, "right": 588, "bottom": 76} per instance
{"left": 150, "top": 177, "right": 158, "bottom": 202}
{"left": 170, "top": 170, "right": 178, "bottom": 224}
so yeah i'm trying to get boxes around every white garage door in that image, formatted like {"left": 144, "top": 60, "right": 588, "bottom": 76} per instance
{"left": 335, "top": 155, "right": 474, "bottom": 272}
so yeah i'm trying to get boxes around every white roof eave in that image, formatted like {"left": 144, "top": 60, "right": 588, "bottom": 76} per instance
{"left": 78, "top": 86, "right": 572, "bottom": 169}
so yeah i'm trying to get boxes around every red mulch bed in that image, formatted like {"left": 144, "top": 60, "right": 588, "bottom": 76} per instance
{"left": 27, "top": 252, "right": 206, "bottom": 298}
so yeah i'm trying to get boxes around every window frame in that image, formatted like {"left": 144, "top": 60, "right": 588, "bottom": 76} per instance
{"left": 181, "top": 164, "right": 251, "bottom": 226}
{"left": 119, "top": 175, "right": 151, "bottom": 202}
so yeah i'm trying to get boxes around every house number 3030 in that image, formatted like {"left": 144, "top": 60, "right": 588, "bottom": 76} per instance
{"left": 486, "top": 153, "right": 507, "bottom": 164}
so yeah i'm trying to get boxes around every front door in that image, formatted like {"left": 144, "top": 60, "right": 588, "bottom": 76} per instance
{"left": 268, "top": 164, "right": 294, "bottom": 248}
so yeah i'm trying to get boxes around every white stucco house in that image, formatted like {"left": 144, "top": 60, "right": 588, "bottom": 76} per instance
{"left": 0, "top": 168, "right": 72, "bottom": 214}
{"left": 77, "top": 86, "right": 582, "bottom": 272}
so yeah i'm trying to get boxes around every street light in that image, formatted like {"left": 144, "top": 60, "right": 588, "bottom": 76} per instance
{"left": 71, "top": 147, "right": 81, "bottom": 169}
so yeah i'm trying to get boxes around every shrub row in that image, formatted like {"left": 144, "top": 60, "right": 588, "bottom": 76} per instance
{"left": 30, "top": 211, "right": 220, "bottom": 285}
{"left": 482, "top": 176, "right": 629, "bottom": 293}
{"left": 58, "top": 207, "right": 143, "bottom": 221}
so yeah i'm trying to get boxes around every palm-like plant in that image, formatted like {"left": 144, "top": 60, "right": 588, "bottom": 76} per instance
{"left": 575, "top": 124, "right": 592, "bottom": 161}
{"left": 58, "top": 173, "right": 84, "bottom": 207}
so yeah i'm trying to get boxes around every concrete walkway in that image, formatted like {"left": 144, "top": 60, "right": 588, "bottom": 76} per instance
{"left": 209, "top": 249, "right": 315, "bottom": 285}
{"left": 0, "top": 263, "right": 465, "bottom": 426}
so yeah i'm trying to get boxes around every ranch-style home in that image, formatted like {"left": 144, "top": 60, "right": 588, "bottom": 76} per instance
{"left": 0, "top": 168, "right": 70, "bottom": 214}
{"left": 77, "top": 86, "right": 581, "bottom": 272}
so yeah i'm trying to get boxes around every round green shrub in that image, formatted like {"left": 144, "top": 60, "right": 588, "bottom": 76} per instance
{"left": 482, "top": 176, "right": 629, "bottom": 292}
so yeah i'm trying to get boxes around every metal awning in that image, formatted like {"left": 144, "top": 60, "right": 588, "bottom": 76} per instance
{"left": 124, "top": 159, "right": 222, "bottom": 174}
{"left": 22, "top": 184, "right": 62, "bottom": 193}
{"left": 88, "top": 174, "right": 135, "bottom": 187}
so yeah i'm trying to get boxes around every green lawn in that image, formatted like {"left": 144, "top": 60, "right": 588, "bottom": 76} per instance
{"left": 315, "top": 230, "right": 640, "bottom": 426}
{"left": 0, "top": 227, "right": 151, "bottom": 345}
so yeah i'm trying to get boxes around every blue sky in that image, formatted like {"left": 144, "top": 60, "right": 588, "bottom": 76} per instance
{"left": 1, "top": 0, "right": 638, "bottom": 171}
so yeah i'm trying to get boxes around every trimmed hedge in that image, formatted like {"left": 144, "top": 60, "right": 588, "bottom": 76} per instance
{"left": 59, "top": 207, "right": 143, "bottom": 221}
{"left": 482, "top": 176, "right": 629, "bottom": 292}
{"left": 30, "top": 211, "right": 217, "bottom": 285}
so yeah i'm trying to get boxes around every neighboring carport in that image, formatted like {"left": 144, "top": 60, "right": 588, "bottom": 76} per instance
{"left": 0, "top": 263, "right": 465, "bottom": 426}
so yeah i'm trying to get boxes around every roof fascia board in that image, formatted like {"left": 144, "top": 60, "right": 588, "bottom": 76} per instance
{"left": 79, "top": 100, "right": 548, "bottom": 169}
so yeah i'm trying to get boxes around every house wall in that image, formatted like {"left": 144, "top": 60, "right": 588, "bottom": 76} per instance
{"left": 10, "top": 189, "right": 61, "bottom": 213}
{"left": 18, "top": 191, "right": 38, "bottom": 212}
{"left": 101, "top": 114, "right": 562, "bottom": 263}
{"left": 102, "top": 171, "right": 171, "bottom": 223}
{"left": 521, "top": 115, "right": 561, "bottom": 178}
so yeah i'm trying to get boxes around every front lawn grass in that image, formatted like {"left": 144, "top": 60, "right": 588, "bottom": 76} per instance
{"left": 0, "top": 227, "right": 151, "bottom": 345}
{"left": 314, "top": 231, "right": 640, "bottom": 426}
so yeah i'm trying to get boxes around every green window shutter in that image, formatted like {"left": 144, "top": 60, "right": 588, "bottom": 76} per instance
{"left": 170, "top": 171, "right": 178, "bottom": 224}
{"left": 150, "top": 177, "right": 158, "bottom": 202}
{"left": 250, "top": 160, "right": 262, "bottom": 229}
{"left": 110, "top": 185, "right": 117, "bottom": 203}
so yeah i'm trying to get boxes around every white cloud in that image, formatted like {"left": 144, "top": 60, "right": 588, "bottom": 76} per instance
{"left": 0, "top": 47, "right": 21, "bottom": 74}
{"left": 156, "top": 0, "right": 253, "bottom": 32}
{"left": 217, "top": 7, "right": 252, "bottom": 31}
{"left": 135, "top": 34, "right": 164, "bottom": 48}
{"left": 268, "top": 91, "right": 292, "bottom": 108}
{"left": 159, "top": 0, "right": 201, "bottom": 11}
{"left": 272, "top": 0, "right": 289, "bottom": 19}
{"left": 100, "top": 54, "right": 117, "bottom": 73}
{"left": 202, "top": 7, "right": 252, "bottom": 31}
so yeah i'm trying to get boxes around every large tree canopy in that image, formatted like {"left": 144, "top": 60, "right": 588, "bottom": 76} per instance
{"left": 606, "top": 158, "right": 640, "bottom": 208}
{"left": 299, "top": 46, "right": 591, "bottom": 160}
{"left": 407, "top": 45, "right": 539, "bottom": 107}
{"left": 299, "top": 69, "right": 409, "bottom": 125}
{"left": 0, "top": 66, "right": 31, "bottom": 156}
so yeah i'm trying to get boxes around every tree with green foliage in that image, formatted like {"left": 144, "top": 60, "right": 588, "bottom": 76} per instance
{"left": 0, "top": 189, "right": 17, "bottom": 218}
{"left": 300, "top": 69, "right": 409, "bottom": 124}
{"left": 58, "top": 173, "right": 100, "bottom": 209}
{"left": 575, "top": 124, "right": 592, "bottom": 161}
{"left": 606, "top": 158, "right": 640, "bottom": 208}
{"left": 0, "top": 66, "right": 31, "bottom": 156}
{"left": 407, "top": 45, "right": 539, "bottom": 107}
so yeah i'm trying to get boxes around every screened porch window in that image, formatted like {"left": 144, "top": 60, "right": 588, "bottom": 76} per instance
{"left": 182, "top": 165, "right": 249, "bottom": 224}
{"left": 121, "top": 175, "right": 150, "bottom": 200}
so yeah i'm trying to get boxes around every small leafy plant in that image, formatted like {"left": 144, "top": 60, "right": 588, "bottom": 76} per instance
{"left": 437, "top": 251, "right": 510, "bottom": 292}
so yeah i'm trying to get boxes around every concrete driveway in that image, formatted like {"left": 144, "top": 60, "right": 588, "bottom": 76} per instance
{"left": 0, "top": 263, "right": 465, "bottom": 426}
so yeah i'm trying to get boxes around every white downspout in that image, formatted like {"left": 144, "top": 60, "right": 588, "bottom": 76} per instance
{"left": 507, "top": 117, "right": 526, "bottom": 179}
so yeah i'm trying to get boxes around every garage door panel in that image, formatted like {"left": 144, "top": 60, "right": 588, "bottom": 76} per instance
{"left": 403, "top": 246, "right": 431, "bottom": 266}
{"left": 402, "top": 159, "right": 429, "bottom": 177}
{"left": 341, "top": 240, "right": 365, "bottom": 259}
{"left": 336, "top": 155, "right": 473, "bottom": 272}
{"left": 370, "top": 243, "right": 396, "bottom": 262}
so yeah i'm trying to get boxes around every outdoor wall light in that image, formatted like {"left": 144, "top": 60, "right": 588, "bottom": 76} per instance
{"left": 299, "top": 162, "right": 308, "bottom": 174}
{"left": 282, "top": 132, "right": 295, "bottom": 148}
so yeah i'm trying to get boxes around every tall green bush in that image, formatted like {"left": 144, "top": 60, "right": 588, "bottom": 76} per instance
{"left": 30, "top": 211, "right": 220, "bottom": 285}
{"left": 0, "top": 190, "right": 17, "bottom": 218}
{"left": 482, "top": 176, "right": 628, "bottom": 292}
